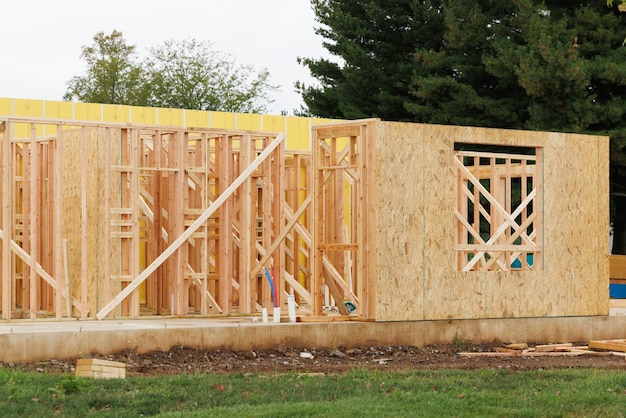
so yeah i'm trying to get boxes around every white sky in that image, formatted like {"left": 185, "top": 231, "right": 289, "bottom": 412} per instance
{"left": 0, "top": 0, "right": 329, "bottom": 115}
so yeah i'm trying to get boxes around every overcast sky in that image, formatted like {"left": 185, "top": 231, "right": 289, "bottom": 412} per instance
{"left": 0, "top": 0, "right": 329, "bottom": 115}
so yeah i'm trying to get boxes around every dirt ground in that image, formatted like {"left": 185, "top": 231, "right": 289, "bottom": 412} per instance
{"left": 3, "top": 341, "right": 626, "bottom": 376}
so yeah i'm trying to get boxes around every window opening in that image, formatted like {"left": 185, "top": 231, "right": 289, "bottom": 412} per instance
{"left": 454, "top": 143, "right": 542, "bottom": 272}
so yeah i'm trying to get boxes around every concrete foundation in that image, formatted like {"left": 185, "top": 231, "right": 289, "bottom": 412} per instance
{"left": 3, "top": 315, "right": 626, "bottom": 363}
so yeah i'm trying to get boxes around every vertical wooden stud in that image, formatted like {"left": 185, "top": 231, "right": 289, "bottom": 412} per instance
{"left": 534, "top": 147, "right": 543, "bottom": 271}
{"left": 218, "top": 134, "right": 232, "bottom": 313}
{"left": 54, "top": 125, "right": 64, "bottom": 318}
{"left": 80, "top": 127, "right": 89, "bottom": 317}
{"left": 29, "top": 124, "right": 38, "bottom": 318}
{"left": 274, "top": 138, "right": 286, "bottom": 307}
{"left": 102, "top": 127, "right": 111, "bottom": 318}
{"left": 238, "top": 135, "right": 253, "bottom": 314}
{"left": 312, "top": 129, "right": 324, "bottom": 316}
{"left": 2, "top": 121, "right": 12, "bottom": 320}
{"left": 129, "top": 128, "right": 141, "bottom": 317}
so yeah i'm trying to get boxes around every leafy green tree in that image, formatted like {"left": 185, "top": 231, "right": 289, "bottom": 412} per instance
{"left": 64, "top": 30, "right": 147, "bottom": 105}
{"left": 65, "top": 32, "right": 276, "bottom": 113}
{"left": 297, "top": 0, "right": 444, "bottom": 120}
{"left": 144, "top": 39, "right": 276, "bottom": 113}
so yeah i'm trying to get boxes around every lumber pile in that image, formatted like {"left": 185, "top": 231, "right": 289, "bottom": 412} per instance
{"left": 457, "top": 342, "right": 619, "bottom": 358}
{"left": 589, "top": 339, "right": 626, "bottom": 355}
{"left": 75, "top": 358, "right": 126, "bottom": 379}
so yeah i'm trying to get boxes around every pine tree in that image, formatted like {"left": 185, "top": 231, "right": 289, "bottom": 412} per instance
{"left": 297, "top": 0, "right": 444, "bottom": 120}
{"left": 301, "top": 0, "right": 626, "bottom": 194}
{"left": 407, "top": 0, "right": 524, "bottom": 127}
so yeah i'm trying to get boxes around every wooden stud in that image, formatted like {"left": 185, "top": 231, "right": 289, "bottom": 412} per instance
{"left": 2, "top": 121, "right": 12, "bottom": 319}
{"left": 153, "top": 130, "right": 164, "bottom": 314}
{"left": 312, "top": 128, "right": 324, "bottom": 316}
{"left": 102, "top": 127, "right": 111, "bottom": 318}
{"left": 239, "top": 135, "right": 253, "bottom": 314}
{"left": 130, "top": 129, "right": 141, "bottom": 317}
{"left": 21, "top": 131, "right": 31, "bottom": 317}
{"left": 534, "top": 147, "right": 543, "bottom": 271}
{"left": 169, "top": 130, "right": 185, "bottom": 315}
{"left": 218, "top": 134, "right": 232, "bottom": 313}
{"left": 80, "top": 127, "right": 88, "bottom": 317}
{"left": 29, "top": 124, "right": 38, "bottom": 318}
{"left": 54, "top": 125, "right": 64, "bottom": 318}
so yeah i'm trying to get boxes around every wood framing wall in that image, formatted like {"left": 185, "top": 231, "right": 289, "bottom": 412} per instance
{"left": 0, "top": 116, "right": 611, "bottom": 322}
{"left": 369, "top": 121, "right": 609, "bottom": 320}
{"left": 0, "top": 118, "right": 323, "bottom": 320}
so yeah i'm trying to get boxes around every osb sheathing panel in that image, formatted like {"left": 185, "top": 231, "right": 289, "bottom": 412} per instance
{"left": 62, "top": 128, "right": 120, "bottom": 317}
{"left": 542, "top": 132, "right": 609, "bottom": 316}
{"left": 372, "top": 122, "right": 609, "bottom": 321}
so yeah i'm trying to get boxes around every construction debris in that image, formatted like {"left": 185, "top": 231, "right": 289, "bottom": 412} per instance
{"left": 589, "top": 339, "right": 626, "bottom": 353}
{"left": 75, "top": 358, "right": 126, "bottom": 379}
{"left": 457, "top": 342, "right": 621, "bottom": 358}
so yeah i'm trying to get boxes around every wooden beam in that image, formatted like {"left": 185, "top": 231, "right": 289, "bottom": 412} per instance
{"left": 2, "top": 121, "right": 11, "bottom": 319}
{"left": 361, "top": 122, "right": 376, "bottom": 320}
{"left": 238, "top": 135, "right": 254, "bottom": 313}
{"left": 130, "top": 129, "right": 141, "bottom": 317}
{"left": 54, "top": 125, "right": 64, "bottom": 318}
{"left": 250, "top": 194, "right": 312, "bottom": 279}
{"left": 187, "top": 264, "right": 222, "bottom": 313}
{"left": 312, "top": 129, "right": 324, "bottom": 316}
{"left": 29, "top": 124, "right": 39, "bottom": 319}
{"left": 610, "top": 254, "right": 626, "bottom": 280}
{"left": 322, "top": 257, "right": 358, "bottom": 305}
{"left": 0, "top": 229, "right": 81, "bottom": 313}
{"left": 218, "top": 134, "right": 232, "bottom": 313}
{"left": 95, "top": 133, "right": 285, "bottom": 320}
{"left": 589, "top": 339, "right": 626, "bottom": 352}
{"left": 284, "top": 271, "right": 311, "bottom": 307}
{"left": 80, "top": 127, "right": 88, "bottom": 317}
{"left": 273, "top": 137, "right": 286, "bottom": 307}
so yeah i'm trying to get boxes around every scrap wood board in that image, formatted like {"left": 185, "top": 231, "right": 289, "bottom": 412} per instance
{"left": 296, "top": 315, "right": 351, "bottom": 323}
{"left": 75, "top": 358, "right": 126, "bottom": 379}
{"left": 589, "top": 339, "right": 626, "bottom": 352}
{"left": 458, "top": 342, "right": 605, "bottom": 358}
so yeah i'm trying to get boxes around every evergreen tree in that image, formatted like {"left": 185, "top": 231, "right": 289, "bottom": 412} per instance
{"left": 412, "top": 0, "right": 626, "bottom": 190}
{"left": 301, "top": 0, "right": 626, "bottom": 194}
{"left": 407, "top": 0, "right": 524, "bottom": 128}
{"left": 297, "top": 0, "right": 444, "bottom": 120}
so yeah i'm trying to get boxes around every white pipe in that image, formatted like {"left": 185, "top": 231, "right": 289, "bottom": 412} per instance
{"left": 288, "top": 295, "right": 296, "bottom": 322}
{"left": 273, "top": 306, "right": 281, "bottom": 323}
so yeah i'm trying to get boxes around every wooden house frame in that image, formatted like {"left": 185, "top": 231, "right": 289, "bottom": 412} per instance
{"left": 0, "top": 116, "right": 610, "bottom": 321}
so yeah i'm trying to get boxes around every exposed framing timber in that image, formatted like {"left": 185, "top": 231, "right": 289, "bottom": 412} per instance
{"left": 96, "top": 132, "right": 285, "bottom": 319}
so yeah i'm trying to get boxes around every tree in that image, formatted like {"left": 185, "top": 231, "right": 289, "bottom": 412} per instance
{"left": 64, "top": 30, "right": 147, "bottom": 105}
{"left": 407, "top": 1, "right": 524, "bottom": 128}
{"left": 65, "top": 31, "right": 276, "bottom": 113}
{"left": 301, "top": 1, "right": 626, "bottom": 195}
{"left": 296, "top": 0, "right": 445, "bottom": 121}
{"left": 411, "top": 0, "right": 626, "bottom": 188}
{"left": 144, "top": 39, "right": 276, "bottom": 113}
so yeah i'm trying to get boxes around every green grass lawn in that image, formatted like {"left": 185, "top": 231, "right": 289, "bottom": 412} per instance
{"left": 2, "top": 367, "right": 626, "bottom": 417}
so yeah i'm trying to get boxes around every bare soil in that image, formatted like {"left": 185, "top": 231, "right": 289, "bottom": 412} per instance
{"left": 3, "top": 341, "right": 626, "bottom": 376}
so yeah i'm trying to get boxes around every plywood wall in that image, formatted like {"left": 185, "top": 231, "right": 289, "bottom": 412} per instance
{"left": 62, "top": 127, "right": 120, "bottom": 317}
{"left": 0, "top": 112, "right": 610, "bottom": 322}
{"left": 372, "top": 121, "right": 609, "bottom": 321}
